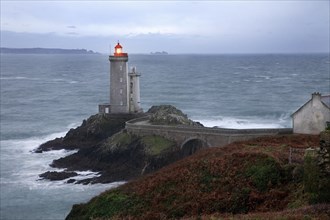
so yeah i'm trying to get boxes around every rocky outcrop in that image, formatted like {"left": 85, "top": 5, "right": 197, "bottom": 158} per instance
{"left": 148, "top": 105, "right": 203, "bottom": 127}
{"left": 39, "top": 171, "right": 78, "bottom": 181}
{"left": 36, "top": 105, "right": 203, "bottom": 184}
{"left": 47, "top": 132, "right": 182, "bottom": 184}
{"left": 36, "top": 113, "right": 143, "bottom": 152}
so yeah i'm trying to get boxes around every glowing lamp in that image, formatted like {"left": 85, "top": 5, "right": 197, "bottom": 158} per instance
{"left": 113, "top": 42, "right": 128, "bottom": 57}
{"left": 114, "top": 42, "right": 123, "bottom": 55}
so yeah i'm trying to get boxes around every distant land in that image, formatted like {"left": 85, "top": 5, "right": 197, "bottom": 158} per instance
{"left": 150, "top": 51, "right": 168, "bottom": 55}
{"left": 0, "top": 47, "right": 99, "bottom": 54}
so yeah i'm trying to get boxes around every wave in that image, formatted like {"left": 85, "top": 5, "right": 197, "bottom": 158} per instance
{"left": 0, "top": 131, "right": 67, "bottom": 152}
{"left": 0, "top": 127, "right": 124, "bottom": 195}
{"left": 51, "top": 78, "right": 79, "bottom": 84}
{"left": 254, "top": 75, "right": 271, "bottom": 80}
{"left": 0, "top": 76, "right": 80, "bottom": 84}
{"left": 0, "top": 76, "right": 41, "bottom": 81}
{"left": 235, "top": 65, "right": 257, "bottom": 70}
{"left": 0, "top": 125, "right": 79, "bottom": 184}
{"left": 0, "top": 76, "right": 28, "bottom": 80}
{"left": 194, "top": 114, "right": 291, "bottom": 129}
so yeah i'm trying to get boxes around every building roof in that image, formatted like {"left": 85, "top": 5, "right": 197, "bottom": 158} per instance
{"left": 292, "top": 94, "right": 330, "bottom": 116}
{"left": 321, "top": 95, "right": 330, "bottom": 108}
{"left": 115, "top": 43, "right": 122, "bottom": 49}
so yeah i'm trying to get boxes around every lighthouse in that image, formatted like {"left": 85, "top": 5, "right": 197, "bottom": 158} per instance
{"left": 99, "top": 42, "right": 142, "bottom": 114}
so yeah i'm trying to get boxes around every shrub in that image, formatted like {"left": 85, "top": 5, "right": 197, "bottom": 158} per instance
{"left": 303, "top": 150, "right": 319, "bottom": 195}
{"left": 141, "top": 135, "right": 175, "bottom": 156}
{"left": 246, "top": 157, "right": 281, "bottom": 192}
{"left": 66, "top": 190, "right": 143, "bottom": 220}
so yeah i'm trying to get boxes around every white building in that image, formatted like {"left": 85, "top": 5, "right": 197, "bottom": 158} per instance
{"left": 99, "top": 42, "right": 142, "bottom": 114}
{"left": 292, "top": 92, "right": 330, "bottom": 134}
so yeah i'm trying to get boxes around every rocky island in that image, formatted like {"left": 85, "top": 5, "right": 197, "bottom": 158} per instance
{"left": 37, "top": 105, "right": 203, "bottom": 184}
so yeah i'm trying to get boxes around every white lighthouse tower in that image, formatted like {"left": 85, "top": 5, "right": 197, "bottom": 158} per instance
{"left": 99, "top": 42, "right": 142, "bottom": 114}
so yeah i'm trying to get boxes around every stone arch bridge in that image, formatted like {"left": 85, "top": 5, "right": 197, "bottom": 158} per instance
{"left": 125, "top": 117, "right": 292, "bottom": 154}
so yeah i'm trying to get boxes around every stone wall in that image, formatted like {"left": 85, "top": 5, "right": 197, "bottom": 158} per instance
{"left": 125, "top": 117, "right": 293, "bottom": 147}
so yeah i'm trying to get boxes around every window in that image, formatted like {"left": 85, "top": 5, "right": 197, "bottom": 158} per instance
{"left": 120, "top": 101, "right": 123, "bottom": 106}
{"left": 120, "top": 89, "right": 123, "bottom": 94}
{"left": 120, "top": 66, "right": 123, "bottom": 71}
{"left": 120, "top": 77, "right": 123, "bottom": 83}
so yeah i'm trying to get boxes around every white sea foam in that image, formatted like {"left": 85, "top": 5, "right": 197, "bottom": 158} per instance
{"left": 254, "top": 75, "right": 271, "bottom": 80}
{"left": 0, "top": 76, "right": 41, "bottom": 81}
{"left": 194, "top": 115, "right": 290, "bottom": 129}
{"left": 0, "top": 129, "right": 124, "bottom": 203}
{"left": 0, "top": 76, "right": 28, "bottom": 80}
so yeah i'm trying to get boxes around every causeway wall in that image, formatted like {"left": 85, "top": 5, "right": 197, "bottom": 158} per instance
{"left": 125, "top": 117, "right": 293, "bottom": 148}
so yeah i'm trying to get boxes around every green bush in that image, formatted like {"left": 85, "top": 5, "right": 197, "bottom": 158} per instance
{"left": 229, "top": 187, "right": 251, "bottom": 214}
{"left": 246, "top": 157, "right": 281, "bottom": 192}
{"left": 66, "top": 190, "right": 143, "bottom": 220}
{"left": 141, "top": 135, "right": 175, "bottom": 156}
{"left": 303, "top": 150, "right": 319, "bottom": 194}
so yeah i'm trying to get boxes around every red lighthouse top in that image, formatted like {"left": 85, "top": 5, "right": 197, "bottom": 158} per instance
{"left": 114, "top": 42, "right": 127, "bottom": 57}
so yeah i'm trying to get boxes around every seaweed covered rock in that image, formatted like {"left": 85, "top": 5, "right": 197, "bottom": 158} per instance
{"left": 148, "top": 105, "right": 203, "bottom": 127}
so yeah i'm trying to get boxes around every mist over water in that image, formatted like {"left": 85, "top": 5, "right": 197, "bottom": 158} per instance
{"left": 1, "top": 53, "right": 329, "bottom": 219}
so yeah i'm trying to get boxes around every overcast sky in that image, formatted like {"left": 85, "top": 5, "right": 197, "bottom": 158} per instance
{"left": 1, "top": 1, "right": 329, "bottom": 54}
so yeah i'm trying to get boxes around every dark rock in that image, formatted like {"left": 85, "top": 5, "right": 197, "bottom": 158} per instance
{"left": 37, "top": 137, "right": 65, "bottom": 152}
{"left": 39, "top": 171, "right": 78, "bottom": 181}
{"left": 50, "top": 133, "right": 181, "bottom": 184}
{"left": 36, "top": 106, "right": 203, "bottom": 184}
{"left": 35, "top": 113, "right": 144, "bottom": 152}
{"left": 67, "top": 179, "right": 76, "bottom": 184}
{"left": 148, "top": 105, "right": 203, "bottom": 127}
{"left": 33, "top": 148, "right": 43, "bottom": 153}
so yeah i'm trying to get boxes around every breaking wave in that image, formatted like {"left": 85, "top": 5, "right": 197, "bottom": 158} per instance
{"left": 194, "top": 114, "right": 291, "bottom": 129}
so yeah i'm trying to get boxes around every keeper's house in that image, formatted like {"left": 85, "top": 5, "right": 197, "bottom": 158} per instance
{"left": 292, "top": 92, "right": 330, "bottom": 134}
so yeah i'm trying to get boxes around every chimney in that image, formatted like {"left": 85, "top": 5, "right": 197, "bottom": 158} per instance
{"left": 311, "top": 92, "right": 321, "bottom": 106}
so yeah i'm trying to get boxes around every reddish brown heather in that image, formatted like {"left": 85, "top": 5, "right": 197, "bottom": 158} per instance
{"left": 67, "top": 134, "right": 325, "bottom": 220}
{"left": 117, "top": 134, "right": 320, "bottom": 218}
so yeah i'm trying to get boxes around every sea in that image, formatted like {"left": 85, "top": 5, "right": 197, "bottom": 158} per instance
{"left": 1, "top": 53, "right": 329, "bottom": 219}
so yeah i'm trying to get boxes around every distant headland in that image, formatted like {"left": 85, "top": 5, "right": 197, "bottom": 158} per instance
{"left": 150, "top": 51, "right": 168, "bottom": 55}
{"left": 0, "top": 47, "right": 99, "bottom": 54}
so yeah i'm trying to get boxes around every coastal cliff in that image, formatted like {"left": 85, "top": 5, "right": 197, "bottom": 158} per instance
{"left": 36, "top": 105, "right": 202, "bottom": 184}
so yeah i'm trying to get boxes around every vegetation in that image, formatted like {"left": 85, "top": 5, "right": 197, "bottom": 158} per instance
{"left": 101, "top": 132, "right": 137, "bottom": 152}
{"left": 245, "top": 157, "right": 281, "bottom": 192}
{"left": 66, "top": 134, "right": 330, "bottom": 219}
{"left": 148, "top": 105, "right": 203, "bottom": 126}
{"left": 141, "top": 135, "right": 176, "bottom": 156}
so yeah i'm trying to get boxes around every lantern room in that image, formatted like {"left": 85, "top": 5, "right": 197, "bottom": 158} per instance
{"left": 114, "top": 42, "right": 128, "bottom": 57}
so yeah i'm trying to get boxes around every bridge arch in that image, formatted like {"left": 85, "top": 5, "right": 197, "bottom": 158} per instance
{"left": 180, "top": 137, "right": 210, "bottom": 157}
